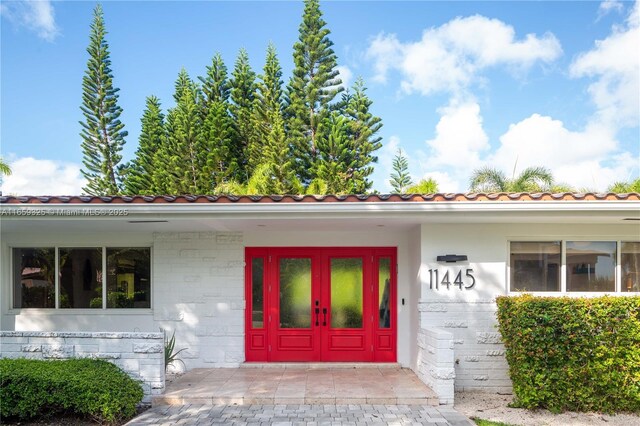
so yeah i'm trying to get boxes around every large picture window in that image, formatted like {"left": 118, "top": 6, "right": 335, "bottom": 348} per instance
{"left": 510, "top": 242, "right": 560, "bottom": 292}
{"left": 12, "top": 247, "right": 151, "bottom": 309}
{"left": 510, "top": 240, "right": 638, "bottom": 294}
{"left": 566, "top": 241, "right": 616, "bottom": 292}
{"left": 13, "top": 248, "right": 56, "bottom": 308}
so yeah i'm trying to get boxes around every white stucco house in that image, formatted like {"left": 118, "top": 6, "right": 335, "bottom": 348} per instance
{"left": 1, "top": 193, "right": 639, "bottom": 403}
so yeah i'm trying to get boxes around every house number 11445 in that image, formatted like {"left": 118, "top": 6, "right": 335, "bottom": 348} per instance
{"left": 428, "top": 269, "right": 476, "bottom": 290}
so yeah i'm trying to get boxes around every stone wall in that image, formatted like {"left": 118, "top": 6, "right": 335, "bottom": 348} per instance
{"left": 416, "top": 327, "right": 455, "bottom": 405}
{"left": 152, "top": 231, "right": 245, "bottom": 369}
{"left": 419, "top": 300, "right": 511, "bottom": 392}
{"left": 0, "top": 331, "right": 164, "bottom": 403}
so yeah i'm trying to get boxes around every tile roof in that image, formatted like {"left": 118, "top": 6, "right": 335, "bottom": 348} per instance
{"left": 0, "top": 193, "right": 638, "bottom": 204}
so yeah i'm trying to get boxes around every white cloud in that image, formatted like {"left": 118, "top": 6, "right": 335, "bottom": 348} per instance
{"left": 366, "top": 15, "right": 562, "bottom": 97}
{"left": 336, "top": 65, "right": 353, "bottom": 89}
{"left": 598, "top": 0, "right": 624, "bottom": 20}
{"left": 571, "top": 0, "right": 639, "bottom": 128}
{"left": 425, "top": 101, "right": 489, "bottom": 169}
{"left": 489, "top": 113, "right": 635, "bottom": 190}
{"left": 0, "top": 0, "right": 59, "bottom": 42}
{"left": 1, "top": 157, "right": 86, "bottom": 195}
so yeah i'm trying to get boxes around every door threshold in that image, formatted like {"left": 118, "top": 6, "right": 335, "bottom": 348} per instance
{"left": 241, "top": 362, "right": 401, "bottom": 369}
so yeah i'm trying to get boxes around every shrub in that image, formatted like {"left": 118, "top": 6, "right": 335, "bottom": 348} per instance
{"left": 496, "top": 295, "right": 640, "bottom": 413}
{"left": 0, "top": 358, "right": 143, "bottom": 423}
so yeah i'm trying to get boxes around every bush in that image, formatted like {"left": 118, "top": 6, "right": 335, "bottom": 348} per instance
{"left": 0, "top": 358, "right": 143, "bottom": 423}
{"left": 496, "top": 295, "right": 640, "bottom": 413}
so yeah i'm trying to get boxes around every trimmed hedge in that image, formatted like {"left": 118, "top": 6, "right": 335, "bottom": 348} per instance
{"left": 496, "top": 295, "right": 640, "bottom": 413}
{"left": 0, "top": 358, "right": 143, "bottom": 423}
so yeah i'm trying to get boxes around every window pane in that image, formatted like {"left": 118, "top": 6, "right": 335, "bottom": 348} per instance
{"left": 379, "top": 257, "right": 391, "bottom": 328}
{"left": 510, "top": 242, "right": 560, "bottom": 292}
{"left": 622, "top": 242, "right": 640, "bottom": 292}
{"left": 279, "top": 258, "right": 311, "bottom": 328}
{"left": 331, "top": 258, "right": 363, "bottom": 329}
{"left": 106, "top": 248, "right": 150, "bottom": 308}
{"left": 251, "top": 258, "right": 264, "bottom": 328}
{"left": 13, "top": 248, "right": 55, "bottom": 308}
{"left": 59, "top": 248, "right": 102, "bottom": 308}
{"left": 567, "top": 241, "right": 616, "bottom": 292}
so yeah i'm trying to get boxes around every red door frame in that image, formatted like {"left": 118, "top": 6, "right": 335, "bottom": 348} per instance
{"left": 245, "top": 247, "right": 397, "bottom": 362}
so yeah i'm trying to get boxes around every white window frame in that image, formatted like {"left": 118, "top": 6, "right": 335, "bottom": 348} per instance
{"left": 10, "top": 245, "right": 153, "bottom": 311}
{"left": 507, "top": 239, "right": 640, "bottom": 296}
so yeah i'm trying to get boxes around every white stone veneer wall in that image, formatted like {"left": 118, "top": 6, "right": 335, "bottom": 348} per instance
{"left": 416, "top": 327, "right": 455, "bottom": 404}
{"left": 0, "top": 331, "right": 164, "bottom": 403}
{"left": 152, "top": 232, "right": 245, "bottom": 368}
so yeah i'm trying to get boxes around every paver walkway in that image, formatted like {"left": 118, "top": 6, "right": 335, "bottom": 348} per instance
{"left": 127, "top": 404, "right": 475, "bottom": 425}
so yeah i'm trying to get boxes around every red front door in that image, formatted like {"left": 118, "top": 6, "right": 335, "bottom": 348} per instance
{"left": 245, "top": 247, "right": 396, "bottom": 362}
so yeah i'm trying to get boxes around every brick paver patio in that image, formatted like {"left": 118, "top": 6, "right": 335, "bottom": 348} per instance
{"left": 127, "top": 403, "right": 475, "bottom": 425}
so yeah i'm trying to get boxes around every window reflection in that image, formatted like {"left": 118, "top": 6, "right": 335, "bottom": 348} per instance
{"left": 622, "top": 242, "right": 640, "bottom": 292}
{"left": 510, "top": 242, "right": 560, "bottom": 292}
{"left": 59, "top": 248, "right": 103, "bottom": 308}
{"left": 379, "top": 258, "right": 391, "bottom": 328}
{"left": 566, "top": 241, "right": 616, "bottom": 292}
{"left": 13, "top": 248, "right": 56, "bottom": 308}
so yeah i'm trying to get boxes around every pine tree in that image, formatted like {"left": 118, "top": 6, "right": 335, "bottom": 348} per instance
{"left": 390, "top": 148, "right": 412, "bottom": 193}
{"left": 203, "top": 100, "right": 238, "bottom": 188}
{"left": 79, "top": 4, "right": 127, "bottom": 195}
{"left": 342, "top": 78, "right": 383, "bottom": 193}
{"left": 230, "top": 49, "right": 256, "bottom": 177}
{"left": 153, "top": 70, "right": 205, "bottom": 194}
{"left": 314, "top": 112, "right": 357, "bottom": 194}
{"left": 261, "top": 112, "right": 302, "bottom": 194}
{"left": 286, "top": 0, "right": 343, "bottom": 183}
{"left": 199, "top": 53, "right": 230, "bottom": 110}
{"left": 248, "top": 43, "right": 285, "bottom": 171}
{"left": 123, "top": 96, "right": 165, "bottom": 195}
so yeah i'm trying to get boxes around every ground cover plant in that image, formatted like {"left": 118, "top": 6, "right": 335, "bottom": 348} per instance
{"left": 0, "top": 358, "right": 143, "bottom": 423}
{"left": 496, "top": 294, "right": 640, "bottom": 413}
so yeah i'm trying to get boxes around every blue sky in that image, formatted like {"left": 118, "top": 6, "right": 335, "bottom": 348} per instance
{"left": 1, "top": 0, "right": 638, "bottom": 194}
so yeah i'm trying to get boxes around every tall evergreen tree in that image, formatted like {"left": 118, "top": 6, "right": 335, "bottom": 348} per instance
{"left": 202, "top": 100, "right": 238, "bottom": 188}
{"left": 79, "top": 4, "right": 127, "bottom": 195}
{"left": 230, "top": 49, "right": 256, "bottom": 177}
{"left": 286, "top": 0, "right": 342, "bottom": 183}
{"left": 314, "top": 112, "right": 357, "bottom": 194}
{"left": 153, "top": 70, "right": 205, "bottom": 194}
{"left": 390, "top": 148, "right": 412, "bottom": 193}
{"left": 199, "top": 53, "right": 230, "bottom": 109}
{"left": 123, "top": 96, "right": 165, "bottom": 195}
{"left": 342, "top": 78, "right": 383, "bottom": 193}
{"left": 248, "top": 43, "right": 285, "bottom": 171}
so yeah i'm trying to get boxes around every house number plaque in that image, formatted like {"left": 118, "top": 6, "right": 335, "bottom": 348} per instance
{"left": 428, "top": 268, "right": 475, "bottom": 290}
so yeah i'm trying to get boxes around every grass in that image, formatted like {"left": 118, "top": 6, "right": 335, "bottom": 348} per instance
{"left": 472, "top": 419, "right": 518, "bottom": 426}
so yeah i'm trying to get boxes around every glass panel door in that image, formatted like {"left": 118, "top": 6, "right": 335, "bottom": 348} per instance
{"left": 330, "top": 258, "right": 363, "bottom": 328}
{"left": 279, "top": 258, "right": 312, "bottom": 328}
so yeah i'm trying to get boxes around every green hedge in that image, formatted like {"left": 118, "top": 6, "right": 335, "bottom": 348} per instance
{"left": 496, "top": 295, "right": 640, "bottom": 413}
{"left": 0, "top": 358, "right": 143, "bottom": 423}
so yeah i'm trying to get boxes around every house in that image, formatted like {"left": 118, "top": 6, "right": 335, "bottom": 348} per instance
{"left": 1, "top": 193, "right": 639, "bottom": 403}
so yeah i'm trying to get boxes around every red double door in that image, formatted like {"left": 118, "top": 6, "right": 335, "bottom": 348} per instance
{"left": 245, "top": 247, "right": 396, "bottom": 362}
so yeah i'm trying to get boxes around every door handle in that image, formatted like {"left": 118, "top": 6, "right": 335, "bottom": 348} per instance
{"left": 322, "top": 307, "right": 327, "bottom": 326}
{"left": 315, "top": 307, "right": 320, "bottom": 326}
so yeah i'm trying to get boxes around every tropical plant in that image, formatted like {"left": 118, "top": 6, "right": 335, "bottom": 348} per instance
{"left": 406, "top": 178, "right": 439, "bottom": 194}
{"left": 469, "top": 166, "right": 554, "bottom": 193}
{"left": 0, "top": 158, "right": 12, "bottom": 176}
{"left": 163, "top": 329, "right": 187, "bottom": 372}
{"left": 608, "top": 178, "right": 640, "bottom": 193}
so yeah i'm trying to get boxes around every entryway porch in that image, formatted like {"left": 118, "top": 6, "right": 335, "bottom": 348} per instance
{"left": 153, "top": 364, "right": 439, "bottom": 406}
